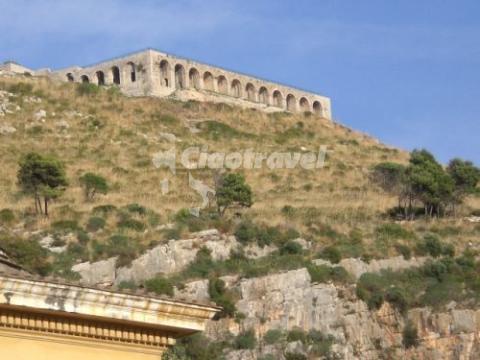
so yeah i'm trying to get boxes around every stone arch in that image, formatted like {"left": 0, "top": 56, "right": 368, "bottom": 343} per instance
{"left": 189, "top": 68, "right": 201, "bottom": 89}
{"left": 273, "top": 90, "right": 284, "bottom": 108}
{"left": 299, "top": 97, "right": 310, "bottom": 112}
{"left": 80, "top": 75, "right": 90, "bottom": 84}
{"left": 217, "top": 75, "right": 228, "bottom": 94}
{"left": 258, "top": 87, "right": 269, "bottom": 105}
{"left": 127, "top": 62, "right": 136, "bottom": 82}
{"left": 112, "top": 66, "right": 121, "bottom": 85}
{"left": 96, "top": 71, "right": 105, "bottom": 86}
{"left": 245, "top": 83, "right": 256, "bottom": 102}
{"left": 203, "top": 72, "right": 214, "bottom": 91}
{"left": 286, "top": 94, "right": 297, "bottom": 112}
{"left": 231, "top": 79, "right": 242, "bottom": 98}
{"left": 160, "top": 60, "right": 171, "bottom": 87}
{"left": 175, "top": 64, "right": 186, "bottom": 89}
{"left": 66, "top": 73, "right": 74, "bottom": 82}
{"left": 313, "top": 101, "right": 323, "bottom": 116}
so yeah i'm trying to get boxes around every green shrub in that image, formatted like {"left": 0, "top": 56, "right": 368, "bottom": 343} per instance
{"left": 178, "top": 334, "right": 226, "bottom": 360}
{"left": 0, "top": 209, "right": 15, "bottom": 225}
{"left": 76, "top": 83, "right": 100, "bottom": 96}
{"left": 307, "top": 264, "right": 351, "bottom": 284}
{"left": 86, "top": 216, "right": 106, "bottom": 232}
{"left": 93, "top": 234, "right": 142, "bottom": 267}
{"left": 280, "top": 241, "right": 303, "bottom": 255}
{"left": 287, "top": 328, "right": 307, "bottom": 343}
{"left": 126, "top": 203, "right": 147, "bottom": 216}
{"left": 76, "top": 230, "right": 90, "bottom": 244}
{"left": 117, "top": 217, "right": 146, "bottom": 232}
{"left": 234, "top": 221, "right": 298, "bottom": 248}
{"left": 92, "top": 204, "right": 117, "bottom": 216}
{"left": 118, "top": 280, "right": 137, "bottom": 291}
{"left": 208, "top": 278, "right": 236, "bottom": 318}
{"left": 308, "top": 330, "right": 334, "bottom": 357}
{"left": 385, "top": 287, "right": 408, "bottom": 314}
{"left": 416, "top": 234, "right": 455, "bottom": 258}
{"left": 145, "top": 277, "right": 174, "bottom": 296}
{"left": 233, "top": 330, "right": 257, "bottom": 350}
{"left": 356, "top": 273, "right": 386, "bottom": 310}
{"left": 319, "top": 246, "right": 341, "bottom": 264}
{"left": 402, "top": 321, "right": 419, "bottom": 349}
{"left": 263, "top": 329, "right": 284, "bottom": 345}
{"left": 183, "top": 247, "right": 214, "bottom": 278}
{"left": 0, "top": 235, "right": 51, "bottom": 275}
{"left": 234, "top": 220, "right": 257, "bottom": 244}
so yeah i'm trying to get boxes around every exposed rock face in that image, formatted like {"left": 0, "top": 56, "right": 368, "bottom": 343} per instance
{"left": 202, "top": 268, "right": 480, "bottom": 359}
{"left": 72, "top": 230, "right": 240, "bottom": 286}
{"left": 115, "top": 230, "right": 237, "bottom": 284}
{"left": 174, "top": 279, "right": 210, "bottom": 303}
{"left": 68, "top": 228, "right": 480, "bottom": 359}
{"left": 313, "top": 255, "right": 428, "bottom": 279}
{"left": 72, "top": 257, "right": 117, "bottom": 286}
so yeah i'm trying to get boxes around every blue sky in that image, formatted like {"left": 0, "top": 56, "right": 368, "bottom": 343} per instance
{"left": 1, "top": 0, "right": 479, "bottom": 164}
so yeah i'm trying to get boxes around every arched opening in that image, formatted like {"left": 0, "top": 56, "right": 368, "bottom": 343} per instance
{"left": 286, "top": 94, "right": 297, "bottom": 112}
{"left": 313, "top": 101, "right": 323, "bottom": 116}
{"left": 273, "top": 90, "right": 283, "bottom": 108}
{"left": 160, "top": 60, "right": 171, "bottom": 87}
{"left": 80, "top": 75, "right": 90, "bottom": 84}
{"left": 300, "top": 97, "right": 310, "bottom": 112}
{"left": 175, "top": 64, "right": 186, "bottom": 89}
{"left": 217, "top": 75, "right": 228, "bottom": 94}
{"left": 259, "top": 87, "right": 269, "bottom": 105}
{"left": 112, "top": 66, "right": 121, "bottom": 85}
{"left": 203, "top": 72, "right": 214, "bottom": 91}
{"left": 189, "top": 68, "right": 201, "bottom": 89}
{"left": 245, "top": 83, "right": 256, "bottom": 102}
{"left": 66, "top": 73, "right": 74, "bottom": 82}
{"left": 231, "top": 79, "right": 242, "bottom": 98}
{"left": 127, "top": 62, "right": 136, "bottom": 82}
{"left": 96, "top": 71, "right": 105, "bottom": 86}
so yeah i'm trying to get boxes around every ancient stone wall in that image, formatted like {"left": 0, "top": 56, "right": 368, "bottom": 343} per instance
{"left": 51, "top": 49, "right": 332, "bottom": 118}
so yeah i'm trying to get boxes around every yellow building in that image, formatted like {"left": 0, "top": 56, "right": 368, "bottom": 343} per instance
{"left": 0, "top": 249, "right": 219, "bottom": 359}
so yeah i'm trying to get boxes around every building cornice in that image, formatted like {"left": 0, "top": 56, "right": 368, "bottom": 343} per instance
{"left": 0, "top": 275, "right": 220, "bottom": 335}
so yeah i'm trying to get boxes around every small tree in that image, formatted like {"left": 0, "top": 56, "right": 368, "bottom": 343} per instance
{"left": 447, "top": 159, "right": 480, "bottom": 215}
{"left": 79, "top": 172, "right": 108, "bottom": 201}
{"left": 215, "top": 173, "right": 253, "bottom": 216}
{"left": 406, "top": 149, "right": 454, "bottom": 217}
{"left": 17, "top": 152, "right": 68, "bottom": 216}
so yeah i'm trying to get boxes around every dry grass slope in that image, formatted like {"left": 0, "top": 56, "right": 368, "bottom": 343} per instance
{"left": 0, "top": 74, "right": 478, "bottom": 259}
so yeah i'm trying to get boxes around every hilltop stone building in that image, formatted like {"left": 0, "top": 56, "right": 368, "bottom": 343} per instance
{"left": 1, "top": 49, "right": 332, "bottom": 118}
{"left": 0, "top": 249, "right": 219, "bottom": 359}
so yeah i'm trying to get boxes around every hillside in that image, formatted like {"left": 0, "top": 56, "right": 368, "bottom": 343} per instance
{"left": 1, "top": 74, "right": 480, "bottom": 359}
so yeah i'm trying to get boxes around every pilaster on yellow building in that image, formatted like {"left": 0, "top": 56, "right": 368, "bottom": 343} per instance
{"left": 0, "top": 249, "right": 220, "bottom": 359}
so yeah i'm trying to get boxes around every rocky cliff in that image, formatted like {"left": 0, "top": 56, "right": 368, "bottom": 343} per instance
{"left": 71, "top": 230, "right": 480, "bottom": 359}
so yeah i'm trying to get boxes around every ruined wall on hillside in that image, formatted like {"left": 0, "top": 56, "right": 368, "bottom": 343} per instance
{"left": 49, "top": 49, "right": 332, "bottom": 119}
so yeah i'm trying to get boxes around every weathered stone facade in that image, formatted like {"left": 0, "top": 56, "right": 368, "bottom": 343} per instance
{"left": 49, "top": 49, "right": 332, "bottom": 118}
